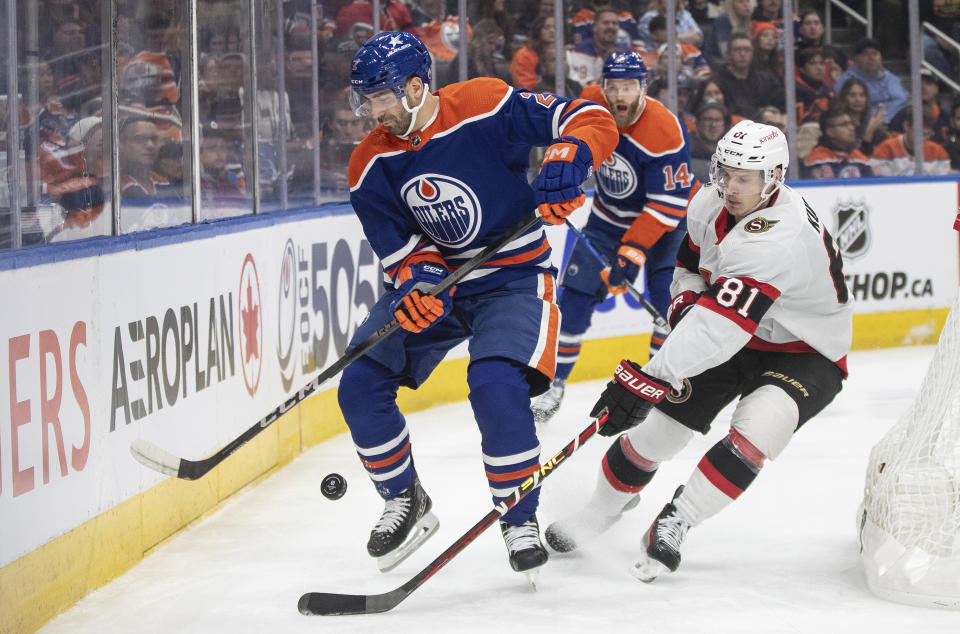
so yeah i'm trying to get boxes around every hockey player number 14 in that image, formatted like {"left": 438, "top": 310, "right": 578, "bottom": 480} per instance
{"left": 662, "top": 163, "right": 693, "bottom": 191}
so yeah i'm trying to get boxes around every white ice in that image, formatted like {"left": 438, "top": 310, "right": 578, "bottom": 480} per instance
{"left": 42, "top": 346, "right": 960, "bottom": 634}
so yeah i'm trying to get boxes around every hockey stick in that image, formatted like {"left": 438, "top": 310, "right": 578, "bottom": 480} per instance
{"left": 563, "top": 219, "right": 669, "bottom": 331}
{"left": 298, "top": 412, "right": 609, "bottom": 615}
{"left": 130, "top": 212, "right": 543, "bottom": 481}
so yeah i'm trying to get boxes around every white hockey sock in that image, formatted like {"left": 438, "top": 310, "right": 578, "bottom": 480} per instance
{"left": 673, "top": 468, "right": 734, "bottom": 526}
{"left": 674, "top": 431, "right": 765, "bottom": 526}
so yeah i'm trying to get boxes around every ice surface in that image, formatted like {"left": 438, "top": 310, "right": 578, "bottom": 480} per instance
{"left": 42, "top": 346, "right": 960, "bottom": 633}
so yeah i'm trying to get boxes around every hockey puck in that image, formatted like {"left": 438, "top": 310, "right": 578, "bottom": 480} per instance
{"left": 321, "top": 473, "right": 347, "bottom": 500}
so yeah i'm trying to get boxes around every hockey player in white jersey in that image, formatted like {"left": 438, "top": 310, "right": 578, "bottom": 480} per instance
{"left": 545, "top": 120, "right": 853, "bottom": 582}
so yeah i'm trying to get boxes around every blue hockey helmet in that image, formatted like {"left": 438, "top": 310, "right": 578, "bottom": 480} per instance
{"left": 602, "top": 51, "right": 648, "bottom": 84}
{"left": 349, "top": 31, "right": 432, "bottom": 116}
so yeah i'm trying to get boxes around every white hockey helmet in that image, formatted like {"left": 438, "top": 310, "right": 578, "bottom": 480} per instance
{"left": 710, "top": 120, "right": 789, "bottom": 206}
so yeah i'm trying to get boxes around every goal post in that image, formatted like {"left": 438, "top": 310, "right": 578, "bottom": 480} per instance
{"left": 858, "top": 288, "right": 960, "bottom": 609}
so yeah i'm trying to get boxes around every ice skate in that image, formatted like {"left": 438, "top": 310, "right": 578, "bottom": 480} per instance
{"left": 545, "top": 495, "right": 640, "bottom": 553}
{"left": 630, "top": 486, "right": 689, "bottom": 583}
{"left": 531, "top": 382, "right": 565, "bottom": 424}
{"left": 500, "top": 513, "right": 549, "bottom": 588}
{"left": 367, "top": 477, "right": 439, "bottom": 572}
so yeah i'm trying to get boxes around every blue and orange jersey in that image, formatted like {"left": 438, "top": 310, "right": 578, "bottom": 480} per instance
{"left": 571, "top": 9, "right": 642, "bottom": 49}
{"left": 803, "top": 144, "right": 872, "bottom": 179}
{"left": 795, "top": 73, "right": 833, "bottom": 125}
{"left": 580, "top": 85, "right": 693, "bottom": 252}
{"left": 349, "top": 77, "right": 618, "bottom": 296}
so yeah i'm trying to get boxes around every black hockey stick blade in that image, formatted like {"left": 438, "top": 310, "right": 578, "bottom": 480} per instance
{"left": 130, "top": 212, "right": 543, "bottom": 481}
{"left": 298, "top": 588, "right": 407, "bottom": 616}
{"left": 298, "top": 414, "right": 608, "bottom": 615}
{"left": 563, "top": 219, "right": 670, "bottom": 332}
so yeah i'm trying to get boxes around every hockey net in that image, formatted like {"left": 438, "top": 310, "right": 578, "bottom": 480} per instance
{"left": 859, "top": 289, "right": 960, "bottom": 609}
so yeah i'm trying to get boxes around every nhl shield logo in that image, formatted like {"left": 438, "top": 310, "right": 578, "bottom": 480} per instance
{"left": 834, "top": 200, "right": 870, "bottom": 259}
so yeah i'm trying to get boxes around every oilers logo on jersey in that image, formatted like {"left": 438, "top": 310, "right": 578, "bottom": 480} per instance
{"left": 401, "top": 174, "right": 482, "bottom": 247}
{"left": 595, "top": 152, "right": 638, "bottom": 199}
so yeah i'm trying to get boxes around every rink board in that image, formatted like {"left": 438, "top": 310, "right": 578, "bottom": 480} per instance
{"left": 1, "top": 176, "right": 958, "bottom": 631}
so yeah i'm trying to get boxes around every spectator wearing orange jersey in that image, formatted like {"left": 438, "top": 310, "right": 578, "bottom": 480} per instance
{"left": 570, "top": 1, "right": 643, "bottom": 50}
{"left": 888, "top": 70, "right": 951, "bottom": 142}
{"left": 803, "top": 109, "right": 873, "bottom": 179}
{"left": 871, "top": 105, "right": 952, "bottom": 176}
{"left": 510, "top": 15, "right": 555, "bottom": 90}
{"left": 795, "top": 9, "right": 846, "bottom": 87}
{"left": 795, "top": 48, "right": 833, "bottom": 125}
{"left": 117, "top": 117, "right": 171, "bottom": 199}
{"left": 409, "top": 0, "right": 471, "bottom": 68}
{"left": 40, "top": 116, "right": 106, "bottom": 235}
{"left": 568, "top": 7, "right": 630, "bottom": 86}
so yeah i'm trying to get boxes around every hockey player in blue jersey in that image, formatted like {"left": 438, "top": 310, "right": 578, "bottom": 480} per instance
{"left": 338, "top": 31, "right": 618, "bottom": 577}
{"left": 532, "top": 51, "right": 696, "bottom": 424}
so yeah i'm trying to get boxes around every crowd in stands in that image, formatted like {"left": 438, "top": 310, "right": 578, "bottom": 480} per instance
{"left": 4, "top": 0, "right": 960, "bottom": 246}
{"left": 320, "top": 0, "right": 960, "bottom": 183}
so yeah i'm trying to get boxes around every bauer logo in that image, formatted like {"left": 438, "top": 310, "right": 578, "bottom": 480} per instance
{"left": 402, "top": 174, "right": 482, "bottom": 247}
{"left": 238, "top": 253, "right": 263, "bottom": 397}
{"left": 834, "top": 200, "right": 870, "bottom": 259}
{"left": 596, "top": 152, "right": 638, "bottom": 199}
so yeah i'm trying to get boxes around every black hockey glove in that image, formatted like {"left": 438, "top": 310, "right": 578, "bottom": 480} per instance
{"left": 590, "top": 359, "right": 669, "bottom": 436}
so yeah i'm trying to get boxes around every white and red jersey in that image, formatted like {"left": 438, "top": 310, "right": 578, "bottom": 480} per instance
{"left": 645, "top": 183, "right": 853, "bottom": 388}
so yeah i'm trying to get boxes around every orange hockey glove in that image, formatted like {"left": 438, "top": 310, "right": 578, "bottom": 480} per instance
{"left": 391, "top": 256, "right": 456, "bottom": 333}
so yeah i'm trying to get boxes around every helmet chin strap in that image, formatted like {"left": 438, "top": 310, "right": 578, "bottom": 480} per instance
{"left": 400, "top": 83, "right": 429, "bottom": 138}
{"left": 750, "top": 180, "right": 782, "bottom": 212}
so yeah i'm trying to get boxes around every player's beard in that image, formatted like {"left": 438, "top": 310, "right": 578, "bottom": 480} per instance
{"left": 611, "top": 99, "right": 640, "bottom": 127}
{"left": 380, "top": 108, "right": 413, "bottom": 136}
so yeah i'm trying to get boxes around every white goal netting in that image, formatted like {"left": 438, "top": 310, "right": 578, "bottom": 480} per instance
{"left": 859, "top": 291, "right": 960, "bottom": 609}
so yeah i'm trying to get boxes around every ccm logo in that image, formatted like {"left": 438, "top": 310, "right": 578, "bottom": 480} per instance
{"left": 422, "top": 264, "right": 445, "bottom": 276}
{"left": 544, "top": 142, "right": 578, "bottom": 163}
{"left": 615, "top": 362, "right": 666, "bottom": 401}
